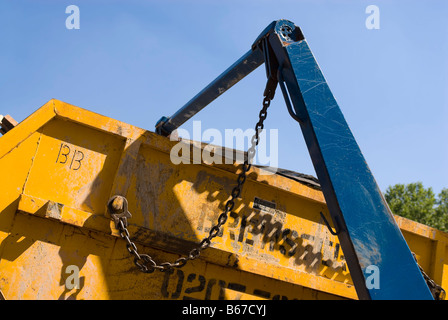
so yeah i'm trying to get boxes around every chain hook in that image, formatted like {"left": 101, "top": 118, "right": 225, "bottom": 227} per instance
{"left": 107, "top": 195, "right": 131, "bottom": 229}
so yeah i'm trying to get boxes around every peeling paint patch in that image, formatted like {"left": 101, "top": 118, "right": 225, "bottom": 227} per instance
{"left": 46, "top": 201, "right": 63, "bottom": 220}
{"left": 353, "top": 236, "right": 382, "bottom": 270}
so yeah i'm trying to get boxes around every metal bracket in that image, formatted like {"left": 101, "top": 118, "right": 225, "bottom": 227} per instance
{"left": 320, "top": 211, "right": 341, "bottom": 236}
{"left": 259, "top": 37, "right": 278, "bottom": 100}
{"left": 0, "top": 115, "right": 18, "bottom": 135}
{"left": 277, "top": 67, "right": 303, "bottom": 123}
{"left": 107, "top": 195, "right": 132, "bottom": 229}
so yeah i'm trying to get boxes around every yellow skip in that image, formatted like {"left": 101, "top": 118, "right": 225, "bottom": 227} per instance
{"left": 0, "top": 99, "right": 446, "bottom": 300}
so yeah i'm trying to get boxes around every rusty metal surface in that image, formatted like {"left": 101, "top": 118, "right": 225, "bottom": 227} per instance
{"left": 0, "top": 99, "right": 446, "bottom": 300}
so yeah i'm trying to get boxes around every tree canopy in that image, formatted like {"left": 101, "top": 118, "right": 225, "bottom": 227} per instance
{"left": 385, "top": 182, "right": 448, "bottom": 233}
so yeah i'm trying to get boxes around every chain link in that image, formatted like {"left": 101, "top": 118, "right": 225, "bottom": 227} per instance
{"left": 412, "top": 253, "right": 446, "bottom": 300}
{"left": 111, "top": 88, "right": 274, "bottom": 274}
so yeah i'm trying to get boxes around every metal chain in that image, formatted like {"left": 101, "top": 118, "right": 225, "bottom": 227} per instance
{"left": 412, "top": 253, "right": 446, "bottom": 300}
{"left": 110, "top": 88, "right": 274, "bottom": 274}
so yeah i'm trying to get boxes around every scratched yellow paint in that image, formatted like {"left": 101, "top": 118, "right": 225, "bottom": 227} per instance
{"left": 23, "top": 119, "right": 125, "bottom": 214}
{"left": 0, "top": 99, "right": 446, "bottom": 300}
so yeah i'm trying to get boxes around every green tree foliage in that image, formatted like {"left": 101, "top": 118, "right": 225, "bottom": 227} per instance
{"left": 385, "top": 182, "right": 448, "bottom": 232}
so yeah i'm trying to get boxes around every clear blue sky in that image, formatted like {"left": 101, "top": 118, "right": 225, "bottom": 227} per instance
{"left": 1, "top": 0, "right": 447, "bottom": 194}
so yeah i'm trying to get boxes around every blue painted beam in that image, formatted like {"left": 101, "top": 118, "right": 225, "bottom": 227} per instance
{"left": 268, "top": 20, "right": 433, "bottom": 300}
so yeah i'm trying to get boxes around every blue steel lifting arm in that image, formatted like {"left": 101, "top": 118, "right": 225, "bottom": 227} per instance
{"left": 155, "top": 20, "right": 434, "bottom": 300}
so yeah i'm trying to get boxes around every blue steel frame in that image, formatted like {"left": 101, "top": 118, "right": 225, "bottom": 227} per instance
{"left": 155, "top": 20, "right": 434, "bottom": 300}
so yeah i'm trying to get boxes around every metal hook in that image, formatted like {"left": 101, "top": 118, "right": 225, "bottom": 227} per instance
{"left": 277, "top": 67, "right": 303, "bottom": 123}
{"left": 108, "top": 195, "right": 132, "bottom": 229}
{"left": 320, "top": 211, "right": 341, "bottom": 236}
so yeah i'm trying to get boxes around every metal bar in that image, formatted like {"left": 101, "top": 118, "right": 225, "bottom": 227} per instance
{"left": 267, "top": 20, "right": 434, "bottom": 300}
{"left": 155, "top": 48, "right": 264, "bottom": 136}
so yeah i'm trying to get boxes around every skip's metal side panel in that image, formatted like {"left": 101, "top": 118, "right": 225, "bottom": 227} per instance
{"left": 0, "top": 100, "right": 446, "bottom": 300}
{"left": 0, "top": 100, "right": 351, "bottom": 300}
